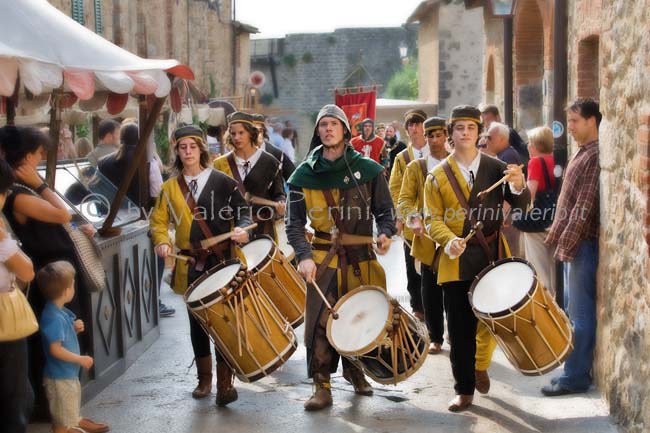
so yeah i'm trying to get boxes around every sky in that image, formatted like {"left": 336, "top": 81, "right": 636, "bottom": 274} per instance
{"left": 236, "top": 0, "right": 425, "bottom": 39}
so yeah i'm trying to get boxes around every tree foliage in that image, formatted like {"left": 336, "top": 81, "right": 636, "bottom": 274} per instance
{"left": 385, "top": 60, "right": 418, "bottom": 100}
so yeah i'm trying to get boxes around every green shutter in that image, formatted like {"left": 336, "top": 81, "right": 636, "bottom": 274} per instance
{"left": 71, "top": 0, "right": 85, "bottom": 25}
{"left": 94, "top": 0, "right": 103, "bottom": 35}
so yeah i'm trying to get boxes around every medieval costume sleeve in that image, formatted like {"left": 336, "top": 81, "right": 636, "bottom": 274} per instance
{"left": 424, "top": 154, "right": 529, "bottom": 284}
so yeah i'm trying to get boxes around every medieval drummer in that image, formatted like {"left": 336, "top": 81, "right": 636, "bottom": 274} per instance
{"left": 286, "top": 104, "right": 396, "bottom": 411}
{"left": 423, "top": 105, "right": 529, "bottom": 412}
{"left": 214, "top": 112, "right": 286, "bottom": 242}
{"left": 150, "top": 125, "right": 251, "bottom": 407}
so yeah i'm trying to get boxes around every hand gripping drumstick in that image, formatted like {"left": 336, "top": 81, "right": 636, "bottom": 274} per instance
{"left": 476, "top": 164, "right": 525, "bottom": 200}
{"left": 309, "top": 279, "right": 339, "bottom": 320}
{"left": 169, "top": 253, "right": 196, "bottom": 266}
{"left": 463, "top": 221, "right": 484, "bottom": 243}
{"left": 200, "top": 223, "right": 258, "bottom": 249}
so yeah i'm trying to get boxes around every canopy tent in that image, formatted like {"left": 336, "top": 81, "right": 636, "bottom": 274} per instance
{"left": 0, "top": 0, "right": 192, "bottom": 101}
{"left": 0, "top": 0, "right": 194, "bottom": 235}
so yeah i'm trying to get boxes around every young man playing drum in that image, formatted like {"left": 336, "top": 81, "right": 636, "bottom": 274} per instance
{"left": 150, "top": 125, "right": 251, "bottom": 407}
{"left": 214, "top": 112, "right": 286, "bottom": 241}
{"left": 397, "top": 116, "right": 449, "bottom": 354}
{"left": 286, "top": 104, "right": 396, "bottom": 411}
{"left": 423, "top": 105, "right": 529, "bottom": 412}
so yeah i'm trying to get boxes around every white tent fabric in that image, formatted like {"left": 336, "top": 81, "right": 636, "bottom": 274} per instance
{"left": 0, "top": 0, "right": 193, "bottom": 99}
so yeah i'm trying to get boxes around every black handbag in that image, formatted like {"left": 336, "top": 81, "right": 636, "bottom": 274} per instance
{"left": 513, "top": 157, "right": 557, "bottom": 233}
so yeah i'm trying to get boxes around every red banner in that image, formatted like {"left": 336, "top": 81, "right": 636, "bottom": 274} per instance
{"left": 335, "top": 88, "right": 377, "bottom": 137}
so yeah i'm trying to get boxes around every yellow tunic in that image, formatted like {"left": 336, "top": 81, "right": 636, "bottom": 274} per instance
{"left": 389, "top": 145, "right": 416, "bottom": 240}
{"left": 304, "top": 188, "right": 386, "bottom": 289}
{"left": 149, "top": 178, "right": 197, "bottom": 295}
{"left": 397, "top": 158, "right": 436, "bottom": 265}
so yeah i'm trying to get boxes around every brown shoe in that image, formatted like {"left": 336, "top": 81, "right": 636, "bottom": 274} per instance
{"left": 475, "top": 369, "right": 490, "bottom": 394}
{"left": 78, "top": 418, "right": 110, "bottom": 433}
{"left": 447, "top": 394, "right": 473, "bottom": 412}
{"left": 304, "top": 382, "right": 333, "bottom": 411}
{"left": 428, "top": 342, "right": 442, "bottom": 354}
{"left": 192, "top": 356, "right": 213, "bottom": 399}
{"left": 343, "top": 369, "right": 373, "bottom": 396}
{"left": 215, "top": 360, "right": 238, "bottom": 407}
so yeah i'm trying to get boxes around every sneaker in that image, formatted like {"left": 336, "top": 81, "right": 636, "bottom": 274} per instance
{"left": 159, "top": 302, "right": 175, "bottom": 317}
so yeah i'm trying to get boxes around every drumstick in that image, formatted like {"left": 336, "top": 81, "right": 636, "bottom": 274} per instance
{"left": 169, "top": 253, "right": 192, "bottom": 262}
{"left": 309, "top": 279, "right": 339, "bottom": 320}
{"left": 244, "top": 192, "right": 282, "bottom": 209}
{"left": 200, "top": 223, "right": 258, "bottom": 249}
{"left": 476, "top": 164, "right": 525, "bottom": 200}
{"left": 463, "top": 221, "right": 484, "bottom": 243}
{"left": 338, "top": 233, "right": 376, "bottom": 246}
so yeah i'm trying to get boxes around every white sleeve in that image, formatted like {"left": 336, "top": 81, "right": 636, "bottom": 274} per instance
{"left": 0, "top": 237, "right": 19, "bottom": 262}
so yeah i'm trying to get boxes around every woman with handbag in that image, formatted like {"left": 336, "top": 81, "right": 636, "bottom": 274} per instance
{"left": 522, "top": 126, "right": 557, "bottom": 295}
{"left": 0, "top": 158, "right": 37, "bottom": 433}
{"left": 0, "top": 125, "right": 94, "bottom": 420}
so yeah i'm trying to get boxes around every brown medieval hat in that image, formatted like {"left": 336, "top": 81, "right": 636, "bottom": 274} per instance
{"left": 172, "top": 124, "right": 205, "bottom": 144}
{"left": 227, "top": 111, "right": 256, "bottom": 128}
{"left": 252, "top": 113, "right": 266, "bottom": 126}
{"left": 449, "top": 105, "right": 482, "bottom": 125}
{"left": 404, "top": 109, "right": 427, "bottom": 127}
{"left": 424, "top": 116, "right": 447, "bottom": 133}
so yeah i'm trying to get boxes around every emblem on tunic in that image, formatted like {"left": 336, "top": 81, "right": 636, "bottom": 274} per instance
{"left": 354, "top": 171, "right": 361, "bottom": 179}
{"left": 343, "top": 175, "right": 350, "bottom": 184}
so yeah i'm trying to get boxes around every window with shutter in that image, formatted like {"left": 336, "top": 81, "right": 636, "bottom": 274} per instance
{"left": 71, "top": 0, "right": 85, "bottom": 25}
{"left": 94, "top": 0, "right": 103, "bottom": 35}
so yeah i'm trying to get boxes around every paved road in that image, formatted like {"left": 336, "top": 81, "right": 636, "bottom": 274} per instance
{"left": 29, "top": 240, "right": 621, "bottom": 433}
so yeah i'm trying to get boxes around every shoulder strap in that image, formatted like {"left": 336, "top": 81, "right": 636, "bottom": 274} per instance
{"left": 418, "top": 159, "right": 428, "bottom": 180}
{"left": 401, "top": 148, "right": 412, "bottom": 165}
{"left": 176, "top": 176, "right": 216, "bottom": 246}
{"left": 226, "top": 153, "right": 247, "bottom": 195}
{"left": 539, "top": 157, "right": 554, "bottom": 192}
{"left": 441, "top": 160, "right": 493, "bottom": 261}
{"left": 322, "top": 189, "right": 343, "bottom": 234}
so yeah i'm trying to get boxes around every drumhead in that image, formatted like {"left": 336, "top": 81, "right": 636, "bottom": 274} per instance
{"left": 329, "top": 288, "right": 390, "bottom": 353}
{"left": 240, "top": 238, "right": 273, "bottom": 269}
{"left": 472, "top": 261, "right": 534, "bottom": 314}
{"left": 186, "top": 263, "right": 241, "bottom": 303}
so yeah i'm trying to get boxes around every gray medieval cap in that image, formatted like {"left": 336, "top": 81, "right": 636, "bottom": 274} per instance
{"left": 309, "top": 104, "right": 352, "bottom": 150}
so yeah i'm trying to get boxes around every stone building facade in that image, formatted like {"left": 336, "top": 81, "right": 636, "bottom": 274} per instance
{"left": 476, "top": 1, "right": 650, "bottom": 431}
{"left": 408, "top": 0, "right": 484, "bottom": 117}
{"left": 249, "top": 27, "right": 418, "bottom": 157}
{"left": 47, "top": 0, "right": 255, "bottom": 99}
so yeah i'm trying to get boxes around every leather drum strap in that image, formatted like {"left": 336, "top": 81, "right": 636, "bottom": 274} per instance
{"left": 177, "top": 176, "right": 224, "bottom": 271}
{"left": 226, "top": 153, "right": 247, "bottom": 195}
{"left": 441, "top": 160, "right": 493, "bottom": 261}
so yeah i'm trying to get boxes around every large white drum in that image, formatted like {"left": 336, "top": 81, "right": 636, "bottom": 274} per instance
{"left": 327, "top": 285, "right": 429, "bottom": 385}
{"left": 470, "top": 258, "right": 573, "bottom": 375}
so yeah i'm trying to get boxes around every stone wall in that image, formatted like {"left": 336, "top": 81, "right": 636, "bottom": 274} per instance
{"left": 482, "top": 10, "right": 504, "bottom": 110}
{"left": 250, "top": 27, "right": 418, "bottom": 157}
{"left": 437, "top": 0, "right": 483, "bottom": 116}
{"left": 568, "top": 1, "right": 650, "bottom": 432}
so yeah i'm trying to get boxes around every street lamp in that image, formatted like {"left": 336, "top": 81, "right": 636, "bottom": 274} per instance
{"left": 488, "top": 0, "right": 517, "bottom": 16}
{"left": 399, "top": 42, "right": 408, "bottom": 65}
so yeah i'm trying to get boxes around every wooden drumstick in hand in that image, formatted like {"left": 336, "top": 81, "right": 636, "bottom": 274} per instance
{"left": 463, "top": 221, "right": 484, "bottom": 243}
{"left": 476, "top": 164, "right": 525, "bottom": 200}
{"left": 169, "top": 253, "right": 196, "bottom": 266}
{"left": 309, "top": 279, "right": 339, "bottom": 320}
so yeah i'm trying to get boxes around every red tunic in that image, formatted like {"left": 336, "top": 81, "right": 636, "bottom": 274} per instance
{"left": 351, "top": 135, "right": 384, "bottom": 163}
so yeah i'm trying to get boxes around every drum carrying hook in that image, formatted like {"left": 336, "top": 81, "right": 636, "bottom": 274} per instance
{"left": 309, "top": 279, "right": 339, "bottom": 320}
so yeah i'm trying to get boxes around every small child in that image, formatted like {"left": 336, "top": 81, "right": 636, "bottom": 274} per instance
{"left": 37, "top": 261, "right": 109, "bottom": 433}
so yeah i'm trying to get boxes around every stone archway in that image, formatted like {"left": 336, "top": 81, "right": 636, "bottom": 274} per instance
{"left": 514, "top": 0, "right": 544, "bottom": 130}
